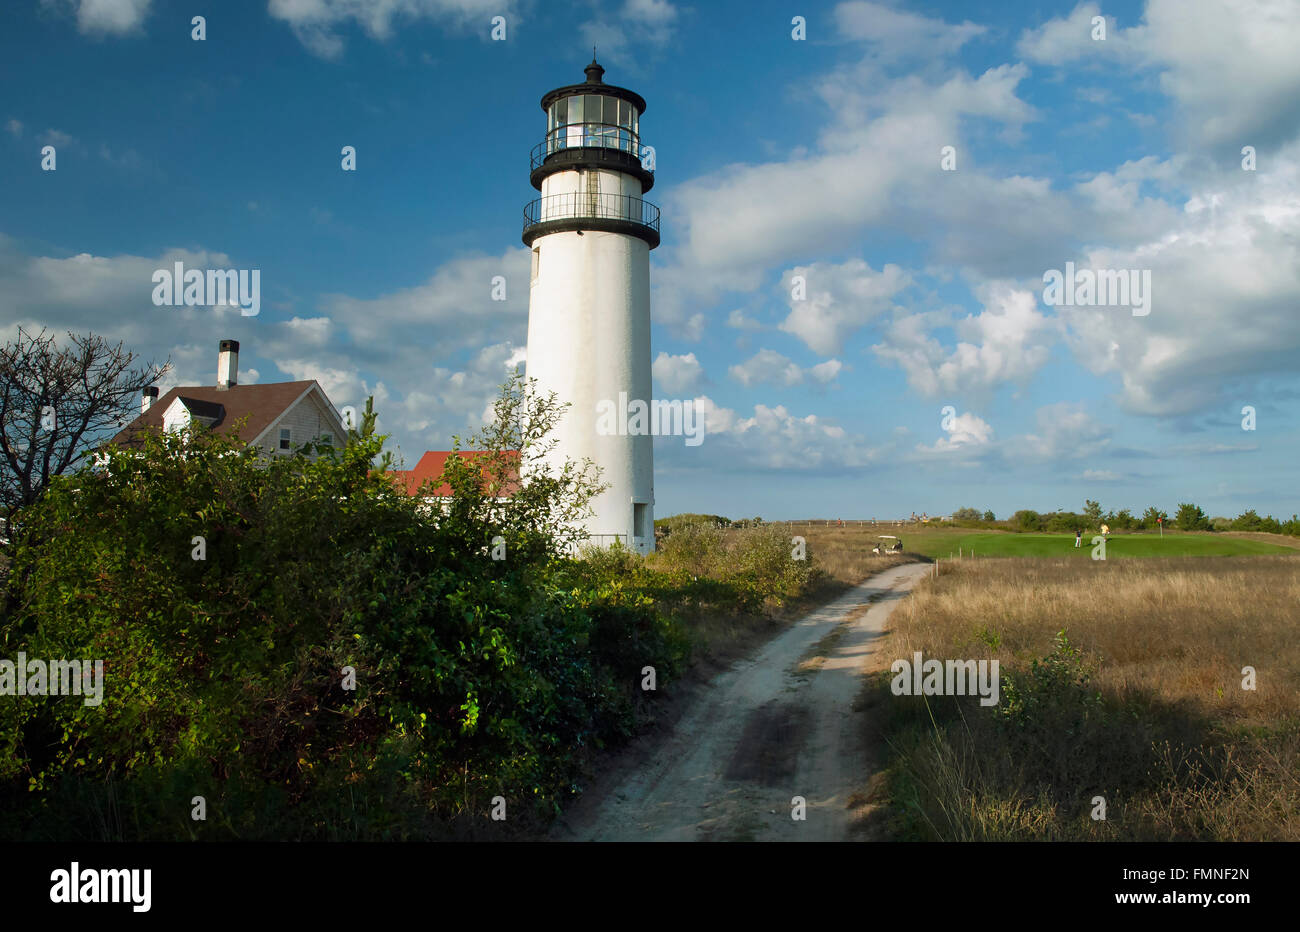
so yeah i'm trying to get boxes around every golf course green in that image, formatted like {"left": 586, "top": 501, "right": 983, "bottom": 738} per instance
{"left": 890, "top": 529, "right": 1299, "bottom": 560}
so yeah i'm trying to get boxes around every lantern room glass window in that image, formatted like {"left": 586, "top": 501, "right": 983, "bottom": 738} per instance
{"left": 547, "top": 94, "right": 639, "bottom": 155}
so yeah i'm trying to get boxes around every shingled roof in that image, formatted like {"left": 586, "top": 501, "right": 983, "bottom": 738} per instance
{"left": 110, "top": 381, "right": 321, "bottom": 447}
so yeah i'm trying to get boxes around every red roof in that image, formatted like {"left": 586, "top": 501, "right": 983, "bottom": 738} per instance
{"left": 387, "top": 450, "right": 520, "bottom": 497}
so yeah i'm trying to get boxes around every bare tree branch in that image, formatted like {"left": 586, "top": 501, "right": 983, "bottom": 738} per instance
{"left": 0, "top": 327, "right": 170, "bottom": 542}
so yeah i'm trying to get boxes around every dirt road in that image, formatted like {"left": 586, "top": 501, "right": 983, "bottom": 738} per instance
{"left": 551, "top": 561, "right": 932, "bottom": 842}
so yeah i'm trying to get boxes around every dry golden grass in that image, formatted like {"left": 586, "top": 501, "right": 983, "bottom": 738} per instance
{"left": 892, "top": 556, "right": 1300, "bottom": 724}
{"left": 870, "top": 555, "right": 1300, "bottom": 841}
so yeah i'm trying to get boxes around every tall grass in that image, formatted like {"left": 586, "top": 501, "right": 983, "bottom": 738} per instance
{"left": 868, "top": 556, "right": 1300, "bottom": 841}
{"left": 574, "top": 523, "right": 834, "bottom": 666}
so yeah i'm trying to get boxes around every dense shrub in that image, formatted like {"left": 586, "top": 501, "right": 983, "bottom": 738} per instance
{"left": 1175, "top": 502, "right": 1213, "bottom": 531}
{"left": 654, "top": 513, "right": 731, "bottom": 533}
{"left": 0, "top": 378, "right": 687, "bottom": 840}
{"left": 1011, "top": 510, "right": 1042, "bottom": 531}
{"left": 1105, "top": 508, "right": 1138, "bottom": 530}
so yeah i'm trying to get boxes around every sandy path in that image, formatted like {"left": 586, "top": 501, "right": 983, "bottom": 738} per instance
{"left": 551, "top": 561, "right": 932, "bottom": 842}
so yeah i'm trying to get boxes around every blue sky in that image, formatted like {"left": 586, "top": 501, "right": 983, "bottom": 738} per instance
{"left": 3, "top": 0, "right": 1298, "bottom": 521}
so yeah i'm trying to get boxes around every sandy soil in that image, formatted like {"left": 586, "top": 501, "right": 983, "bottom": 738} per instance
{"left": 550, "top": 561, "right": 931, "bottom": 842}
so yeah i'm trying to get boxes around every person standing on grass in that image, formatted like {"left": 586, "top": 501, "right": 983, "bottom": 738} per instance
{"left": 1075, "top": 528, "right": 1082, "bottom": 548}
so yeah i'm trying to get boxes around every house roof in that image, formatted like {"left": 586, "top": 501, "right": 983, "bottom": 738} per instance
{"left": 387, "top": 450, "right": 520, "bottom": 497}
{"left": 110, "top": 381, "right": 325, "bottom": 447}
{"left": 173, "top": 396, "right": 226, "bottom": 422}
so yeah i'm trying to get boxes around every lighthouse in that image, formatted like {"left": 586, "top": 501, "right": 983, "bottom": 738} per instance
{"left": 523, "top": 59, "right": 659, "bottom": 555}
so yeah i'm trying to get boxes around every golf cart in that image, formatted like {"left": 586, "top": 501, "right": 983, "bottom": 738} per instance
{"left": 873, "top": 535, "right": 903, "bottom": 554}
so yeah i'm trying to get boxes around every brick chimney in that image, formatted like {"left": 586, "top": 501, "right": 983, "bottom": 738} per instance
{"left": 217, "top": 339, "right": 239, "bottom": 391}
{"left": 142, "top": 385, "right": 159, "bottom": 414}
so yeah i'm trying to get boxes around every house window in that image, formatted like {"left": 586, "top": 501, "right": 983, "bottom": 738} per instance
{"left": 279, "top": 428, "right": 291, "bottom": 451}
{"left": 531, "top": 247, "right": 540, "bottom": 283}
{"left": 319, "top": 433, "right": 333, "bottom": 447}
{"left": 633, "top": 502, "right": 648, "bottom": 539}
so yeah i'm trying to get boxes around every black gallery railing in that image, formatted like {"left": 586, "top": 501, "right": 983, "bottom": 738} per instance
{"left": 522, "top": 193, "right": 661, "bottom": 237}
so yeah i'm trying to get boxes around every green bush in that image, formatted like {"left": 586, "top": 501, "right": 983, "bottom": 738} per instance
{"left": 0, "top": 378, "right": 687, "bottom": 840}
{"left": 1175, "top": 502, "right": 1213, "bottom": 532}
{"left": 1012, "top": 510, "right": 1043, "bottom": 532}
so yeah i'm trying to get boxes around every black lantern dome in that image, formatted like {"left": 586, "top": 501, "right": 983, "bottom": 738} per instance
{"left": 529, "top": 58, "right": 654, "bottom": 194}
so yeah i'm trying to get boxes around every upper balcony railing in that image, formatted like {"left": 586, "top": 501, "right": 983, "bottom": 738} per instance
{"left": 522, "top": 192, "right": 661, "bottom": 248}
{"left": 531, "top": 122, "right": 644, "bottom": 170}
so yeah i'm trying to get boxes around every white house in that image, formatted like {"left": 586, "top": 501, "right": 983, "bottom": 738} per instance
{"left": 111, "top": 339, "right": 347, "bottom": 458}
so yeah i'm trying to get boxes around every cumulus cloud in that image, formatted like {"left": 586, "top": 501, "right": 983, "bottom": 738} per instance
{"left": 778, "top": 259, "right": 910, "bottom": 356}
{"left": 1005, "top": 403, "right": 1111, "bottom": 463}
{"left": 315, "top": 247, "right": 529, "bottom": 364}
{"left": 651, "top": 46, "right": 1037, "bottom": 333}
{"left": 671, "top": 396, "right": 880, "bottom": 472}
{"left": 915, "top": 411, "right": 994, "bottom": 454}
{"left": 728, "top": 349, "right": 842, "bottom": 388}
{"left": 1059, "top": 149, "right": 1300, "bottom": 416}
{"left": 726, "top": 309, "right": 764, "bottom": 331}
{"left": 1015, "top": 2, "right": 1138, "bottom": 65}
{"left": 1019, "top": 0, "right": 1300, "bottom": 149}
{"left": 652, "top": 351, "right": 704, "bottom": 394}
{"left": 874, "top": 283, "right": 1055, "bottom": 402}
{"left": 834, "top": 0, "right": 986, "bottom": 61}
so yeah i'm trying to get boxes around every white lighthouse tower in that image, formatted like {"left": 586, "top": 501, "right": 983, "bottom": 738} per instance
{"left": 523, "top": 59, "right": 659, "bottom": 555}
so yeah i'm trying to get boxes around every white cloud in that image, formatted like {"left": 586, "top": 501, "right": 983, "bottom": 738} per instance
{"left": 42, "top": 0, "right": 152, "bottom": 35}
{"left": 282, "top": 316, "right": 333, "bottom": 346}
{"left": 874, "top": 283, "right": 1055, "bottom": 402}
{"left": 317, "top": 247, "right": 528, "bottom": 362}
{"left": 728, "top": 349, "right": 842, "bottom": 388}
{"left": 1005, "top": 403, "right": 1111, "bottom": 462}
{"left": 1015, "top": 3, "right": 1135, "bottom": 65}
{"left": 726, "top": 309, "right": 763, "bottom": 331}
{"left": 916, "top": 411, "right": 994, "bottom": 454}
{"left": 38, "top": 129, "right": 76, "bottom": 149}
{"left": 1082, "top": 469, "right": 1121, "bottom": 481}
{"left": 580, "top": 0, "right": 680, "bottom": 64}
{"left": 834, "top": 0, "right": 986, "bottom": 61}
{"left": 277, "top": 358, "right": 360, "bottom": 402}
{"left": 680, "top": 396, "right": 880, "bottom": 471}
{"left": 1019, "top": 1, "right": 1300, "bottom": 149}
{"left": 653, "top": 351, "right": 704, "bottom": 394}
{"left": 778, "top": 259, "right": 910, "bottom": 355}
{"left": 1060, "top": 148, "right": 1300, "bottom": 415}
{"left": 267, "top": 0, "right": 510, "bottom": 59}
{"left": 5, "top": 120, "right": 21, "bottom": 138}
{"left": 652, "top": 56, "right": 1037, "bottom": 331}
{"left": 0, "top": 240, "right": 529, "bottom": 460}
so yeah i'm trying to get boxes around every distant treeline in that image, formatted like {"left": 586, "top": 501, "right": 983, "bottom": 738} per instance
{"left": 658, "top": 504, "right": 1300, "bottom": 537}
{"left": 654, "top": 513, "right": 764, "bottom": 533}
{"left": 949, "top": 502, "right": 1300, "bottom": 536}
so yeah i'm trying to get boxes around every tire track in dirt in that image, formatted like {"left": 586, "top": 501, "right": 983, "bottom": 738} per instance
{"left": 551, "top": 561, "right": 932, "bottom": 842}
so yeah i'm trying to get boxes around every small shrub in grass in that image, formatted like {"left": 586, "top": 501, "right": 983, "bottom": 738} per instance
{"left": 656, "top": 522, "right": 726, "bottom": 576}
{"left": 996, "top": 630, "right": 1104, "bottom": 737}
